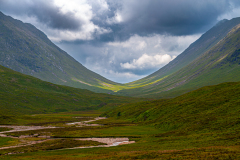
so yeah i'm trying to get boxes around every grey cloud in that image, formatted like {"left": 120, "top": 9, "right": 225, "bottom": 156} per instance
{"left": 1, "top": 0, "right": 240, "bottom": 42}
{"left": 29, "top": 2, "right": 81, "bottom": 30}
{"left": 1, "top": 0, "right": 240, "bottom": 82}
{"left": 0, "top": 0, "right": 81, "bottom": 30}
{"left": 64, "top": 0, "right": 240, "bottom": 43}
{"left": 57, "top": 34, "right": 199, "bottom": 82}
{"left": 104, "top": 0, "right": 239, "bottom": 37}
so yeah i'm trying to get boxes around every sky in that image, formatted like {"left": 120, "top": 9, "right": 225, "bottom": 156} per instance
{"left": 1, "top": 0, "right": 240, "bottom": 83}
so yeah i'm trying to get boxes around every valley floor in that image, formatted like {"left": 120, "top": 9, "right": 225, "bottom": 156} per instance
{"left": 0, "top": 112, "right": 239, "bottom": 159}
{"left": 0, "top": 114, "right": 134, "bottom": 155}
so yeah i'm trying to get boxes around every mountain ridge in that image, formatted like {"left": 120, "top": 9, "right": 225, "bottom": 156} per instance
{"left": 0, "top": 11, "right": 120, "bottom": 93}
{"left": 84, "top": 17, "right": 240, "bottom": 95}
{"left": 112, "top": 17, "right": 240, "bottom": 97}
{"left": 1, "top": 11, "right": 240, "bottom": 98}
{"left": 127, "top": 17, "right": 240, "bottom": 84}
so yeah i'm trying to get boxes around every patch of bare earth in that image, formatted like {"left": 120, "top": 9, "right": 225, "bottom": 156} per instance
{"left": 66, "top": 117, "right": 107, "bottom": 126}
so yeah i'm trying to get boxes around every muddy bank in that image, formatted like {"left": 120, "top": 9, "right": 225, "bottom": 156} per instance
{"left": 0, "top": 125, "right": 57, "bottom": 134}
{"left": 76, "top": 138, "right": 135, "bottom": 147}
{"left": 66, "top": 117, "right": 107, "bottom": 126}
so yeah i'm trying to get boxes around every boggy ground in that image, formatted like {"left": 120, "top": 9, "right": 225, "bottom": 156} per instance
{"left": 0, "top": 113, "right": 135, "bottom": 156}
{"left": 0, "top": 112, "right": 239, "bottom": 159}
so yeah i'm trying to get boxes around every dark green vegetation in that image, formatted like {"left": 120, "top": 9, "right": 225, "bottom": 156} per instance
{"left": 0, "top": 128, "right": 11, "bottom": 132}
{"left": 1, "top": 81, "right": 240, "bottom": 159}
{"left": 104, "top": 81, "right": 240, "bottom": 130}
{"left": 2, "top": 112, "right": 95, "bottom": 126}
{"left": 0, "top": 64, "right": 143, "bottom": 124}
{"left": 0, "top": 137, "right": 17, "bottom": 147}
{"left": 115, "top": 18, "right": 240, "bottom": 97}
{"left": 0, "top": 11, "right": 121, "bottom": 93}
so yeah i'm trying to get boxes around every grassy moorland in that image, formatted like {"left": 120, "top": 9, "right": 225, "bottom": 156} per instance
{"left": 0, "top": 64, "right": 144, "bottom": 124}
{"left": 0, "top": 81, "right": 240, "bottom": 159}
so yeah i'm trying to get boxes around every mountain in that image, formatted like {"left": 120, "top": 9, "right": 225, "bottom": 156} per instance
{"left": 0, "top": 11, "right": 120, "bottom": 93}
{"left": 0, "top": 64, "right": 142, "bottom": 123}
{"left": 112, "top": 17, "right": 240, "bottom": 97}
{"left": 135, "top": 18, "right": 240, "bottom": 83}
{"left": 2, "top": 11, "right": 240, "bottom": 98}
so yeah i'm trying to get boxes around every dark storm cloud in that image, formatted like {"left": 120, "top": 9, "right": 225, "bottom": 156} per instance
{"left": 1, "top": 0, "right": 240, "bottom": 42}
{"left": 53, "top": 0, "right": 240, "bottom": 43}
{"left": 1, "top": 0, "right": 240, "bottom": 82}
{"left": 0, "top": 0, "right": 81, "bottom": 30}
{"left": 93, "top": 0, "right": 240, "bottom": 41}
{"left": 28, "top": 2, "right": 81, "bottom": 30}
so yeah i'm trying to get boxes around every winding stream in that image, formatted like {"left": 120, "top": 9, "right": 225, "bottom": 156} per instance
{"left": 0, "top": 117, "right": 135, "bottom": 153}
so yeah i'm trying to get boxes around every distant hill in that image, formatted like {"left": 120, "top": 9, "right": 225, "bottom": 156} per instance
{"left": 0, "top": 11, "right": 120, "bottom": 93}
{"left": 113, "top": 17, "right": 240, "bottom": 97}
{"left": 0, "top": 65, "right": 142, "bottom": 121}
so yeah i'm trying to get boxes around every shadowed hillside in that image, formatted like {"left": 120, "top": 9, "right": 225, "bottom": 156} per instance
{"left": 0, "top": 11, "right": 120, "bottom": 93}
{"left": 0, "top": 65, "right": 143, "bottom": 123}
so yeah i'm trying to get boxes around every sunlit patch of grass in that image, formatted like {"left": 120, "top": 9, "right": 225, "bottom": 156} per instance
{"left": 95, "top": 76, "right": 169, "bottom": 92}
{"left": 0, "top": 137, "right": 20, "bottom": 148}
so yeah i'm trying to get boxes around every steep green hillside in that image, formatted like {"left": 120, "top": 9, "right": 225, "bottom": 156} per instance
{"left": 0, "top": 11, "right": 120, "bottom": 93}
{"left": 0, "top": 81, "right": 239, "bottom": 159}
{"left": 115, "top": 19, "right": 240, "bottom": 97}
{"left": 101, "top": 81, "right": 240, "bottom": 158}
{"left": 104, "top": 81, "right": 240, "bottom": 133}
{"left": 0, "top": 65, "right": 142, "bottom": 121}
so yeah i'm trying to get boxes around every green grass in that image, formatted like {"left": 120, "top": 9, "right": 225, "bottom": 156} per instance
{"left": 1, "top": 122, "right": 240, "bottom": 159}
{"left": 104, "top": 81, "right": 240, "bottom": 131}
{"left": 0, "top": 81, "right": 239, "bottom": 159}
{"left": 0, "top": 65, "right": 144, "bottom": 124}
{"left": 0, "top": 137, "right": 20, "bottom": 148}
{"left": 0, "top": 138, "right": 14, "bottom": 147}
{"left": 1, "top": 12, "right": 240, "bottom": 160}
{"left": 0, "top": 128, "right": 11, "bottom": 132}
{"left": 95, "top": 76, "right": 169, "bottom": 92}
{"left": 4, "top": 113, "right": 95, "bottom": 126}
{"left": 0, "top": 119, "right": 239, "bottom": 158}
